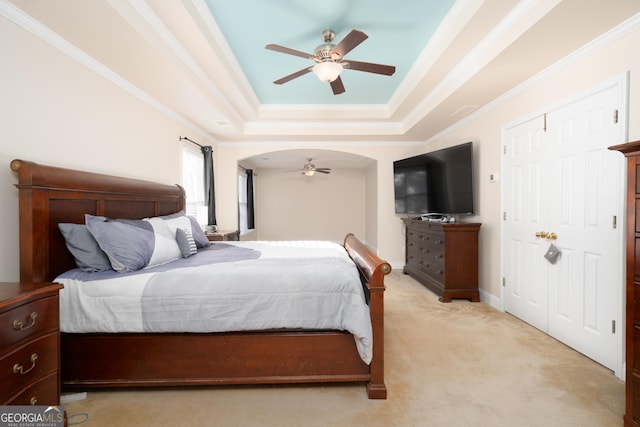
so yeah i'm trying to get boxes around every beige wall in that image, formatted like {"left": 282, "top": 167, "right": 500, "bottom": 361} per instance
{"left": 365, "top": 162, "right": 379, "bottom": 250}
{"left": 248, "top": 167, "right": 366, "bottom": 242}
{"left": 0, "top": 14, "right": 212, "bottom": 281}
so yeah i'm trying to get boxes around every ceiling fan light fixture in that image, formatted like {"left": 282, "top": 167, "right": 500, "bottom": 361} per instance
{"left": 303, "top": 169, "right": 316, "bottom": 177}
{"left": 266, "top": 29, "right": 395, "bottom": 95}
{"left": 312, "top": 61, "right": 342, "bottom": 82}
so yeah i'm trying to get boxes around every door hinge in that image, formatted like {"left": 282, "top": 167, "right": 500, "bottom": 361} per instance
{"left": 502, "top": 277, "right": 506, "bottom": 287}
{"left": 613, "top": 215, "right": 617, "bottom": 229}
{"left": 503, "top": 145, "right": 507, "bottom": 155}
{"left": 614, "top": 109, "right": 619, "bottom": 124}
{"left": 612, "top": 320, "right": 616, "bottom": 334}
{"left": 503, "top": 211, "right": 507, "bottom": 221}
{"left": 543, "top": 113, "right": 547, "bottom": 132}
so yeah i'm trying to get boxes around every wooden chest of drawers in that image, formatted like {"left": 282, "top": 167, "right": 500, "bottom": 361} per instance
{"left": 610, "top": 141, "right": 640, "bottom": 426}
{"left": 402, "top": 218, "right": 481, "bottom": 302}
{"left": 0, "top": 282, "right": 63, "bottom": 405}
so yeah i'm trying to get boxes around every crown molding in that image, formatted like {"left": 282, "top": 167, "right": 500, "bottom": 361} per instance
{"left": 0, "top": 0, "right": 212, "bottom": 139}
{"left": 425, "top": 11, "right": 640, "bottom": 144}
{"left": 401, "top": 0, "right": 561, "bottom": 132}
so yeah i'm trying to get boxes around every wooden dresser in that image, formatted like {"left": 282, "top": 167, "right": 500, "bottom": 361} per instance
{"left": 610, "top": 140, "right": 640, "bottom": 426}
{"left": 206, "top": 230, "right": 240, "bottom": 241}
{"left": 0, "top": 282, "right": 63, "bottom": 405}
{"left": 402, "top": 218, "right": 481, "bottom": 302}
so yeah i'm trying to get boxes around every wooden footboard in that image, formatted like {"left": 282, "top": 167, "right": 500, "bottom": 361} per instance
{"left": 62, "top": 331, "right": 370, "bottom": 387}
{"left": 11, "top": 159, "right": 392, "bottom": 399}
{"left": 344, "top": 233, "right": 391, "bottom": 398}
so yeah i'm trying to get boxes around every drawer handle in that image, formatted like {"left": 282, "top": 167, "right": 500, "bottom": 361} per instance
{"left": 13, "top": 312, "right": 38, "bottom": 331}
{"left": 13, "top": 353, "right": 38, "bottom": 375}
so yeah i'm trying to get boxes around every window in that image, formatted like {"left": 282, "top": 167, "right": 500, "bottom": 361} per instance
{"left": 238, "top": 173, "right": 249, "bottom": 234}
{"left": 181, "top": 144, "right": 206, "bottom": 225}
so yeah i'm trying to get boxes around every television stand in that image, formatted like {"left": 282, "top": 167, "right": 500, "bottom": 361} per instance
{"left": 402, "top": 218, "right": 480, "bottom": 302}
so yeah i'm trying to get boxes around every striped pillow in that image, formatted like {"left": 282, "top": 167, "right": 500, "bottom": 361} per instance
{"left": 176, "top": 227, "right": 197, "bottom": 258}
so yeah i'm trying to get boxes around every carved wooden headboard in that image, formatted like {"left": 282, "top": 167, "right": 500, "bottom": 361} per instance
{"left": 10, "top": 159, "right": 185, "bottom": 283}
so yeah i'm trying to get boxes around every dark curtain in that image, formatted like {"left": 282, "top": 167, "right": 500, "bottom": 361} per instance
{"left": 201, "top": 145, "right": 217, "bottom": 226}
{"left": 246, "top": 169, "right": 255, "bottom": 230}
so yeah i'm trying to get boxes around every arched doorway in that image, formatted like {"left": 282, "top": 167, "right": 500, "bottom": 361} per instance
{"left": 238, "top": 149, "right": 375, "bottom": 242}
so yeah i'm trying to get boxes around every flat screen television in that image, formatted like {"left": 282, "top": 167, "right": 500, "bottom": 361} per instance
{"left": 393, "top": 142, "right": 474, "bottom": 216}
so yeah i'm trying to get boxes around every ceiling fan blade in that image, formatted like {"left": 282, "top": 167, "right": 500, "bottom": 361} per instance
{"left": 265, "top": 44, "right": 315, "bottom": 60}
{"left": 331, "top": 29, "right": 368, "bottom": 59}
{"left": 343, "top": 60, "right": 396, "bottom": 76}
{"left": 274, "top": 67, "right": 312, "bottom": 85}
{"left": 315, "top": 170, "right": 331, "bottom": 174}
{"left": 330, "top": 76, "right": 345, "bottom": 95}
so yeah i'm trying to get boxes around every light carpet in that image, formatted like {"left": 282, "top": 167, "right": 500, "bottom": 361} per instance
{"left": 63, "top": 271, "right": 624, "bottom": 426}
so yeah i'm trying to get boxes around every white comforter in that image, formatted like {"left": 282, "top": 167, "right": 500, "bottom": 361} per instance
{"left": 55, "top": 240, "right": 373, "bottom": 363}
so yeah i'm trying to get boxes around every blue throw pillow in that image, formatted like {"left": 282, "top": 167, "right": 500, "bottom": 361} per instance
{"left": 58, "top": 223, "right": 112, "bottom": 272}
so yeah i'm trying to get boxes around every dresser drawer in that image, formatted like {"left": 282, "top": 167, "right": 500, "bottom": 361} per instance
{"left": 3, "top": 371, "right": 59, "bottom": 406}
{"left": 0, "top": 332, "right": 59, "bottom": 403}
{"left": 422, "top": 257, "right": 444, "bottom": 280}
{"left": 0, "top": 295, "right": 59, "bottom": 350}
{"left": 408, "top": 229, "right": 443, "bottom": 269}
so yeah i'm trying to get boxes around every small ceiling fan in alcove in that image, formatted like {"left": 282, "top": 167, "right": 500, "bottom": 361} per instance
{"left": 266, "top": 28, "right": 396, "bottom": 95}
{"left": 287, "top": 158, "right": 331, "bottom": 176}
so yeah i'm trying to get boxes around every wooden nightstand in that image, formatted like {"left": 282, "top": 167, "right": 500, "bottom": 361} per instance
{"left": 206, "top": 230, "right": 240, "bottom": 241}
{"left": 0, "top": 282, "right": 63, "bottom": 405}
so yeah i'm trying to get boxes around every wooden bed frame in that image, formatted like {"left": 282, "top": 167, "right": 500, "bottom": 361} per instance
{"left": 11, "top": 159, "right": 391, "bottom": 399}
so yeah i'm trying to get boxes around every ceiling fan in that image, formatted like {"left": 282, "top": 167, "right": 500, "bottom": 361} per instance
{"left": 287, "top": 158, "right": 331, "bottom": 176}
{"left": 265, "top": 28, "right": 396, "bottom": 95}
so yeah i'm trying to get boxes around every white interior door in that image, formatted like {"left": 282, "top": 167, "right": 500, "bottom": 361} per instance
{"left": 545, "top": 89, "right": 623, "bottom": 370}
{"left": 502, "top": 115, "right": 550, "bottom": 332}
{"left": 502, "top": 80, "right": 625, "bottom": 377}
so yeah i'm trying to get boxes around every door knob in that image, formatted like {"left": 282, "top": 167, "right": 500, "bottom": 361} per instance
{"left": 535, "top": 231, "right": 557, "bottom": 240}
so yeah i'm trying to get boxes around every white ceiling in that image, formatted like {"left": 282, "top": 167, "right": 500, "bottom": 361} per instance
{"left": 4, "top": 0, "right": 640, "bottom": 169}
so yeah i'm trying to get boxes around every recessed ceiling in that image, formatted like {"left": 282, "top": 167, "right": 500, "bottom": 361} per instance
{"left": 204, "top": 0, "right": 456, "bottom": 105}
{"left": 241, "top": 149, "right": 374, "bottom": 170}
{"left": 5, "top": 0, "right": 640, "bottom": 147}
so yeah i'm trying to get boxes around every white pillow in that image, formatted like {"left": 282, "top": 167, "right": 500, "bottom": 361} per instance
{"left": 144, "top": 217, "right": 183, "bottom": 268}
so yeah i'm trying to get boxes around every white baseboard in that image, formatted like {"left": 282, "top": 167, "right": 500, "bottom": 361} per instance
{"left": 479, "top": 288, "right": 502, "bottom": 311}
{"left": 389, "top": 261, "right": 405, "bottom": 271}
{"left": 61, "top": 392, "right": 87, "bottom": 403}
